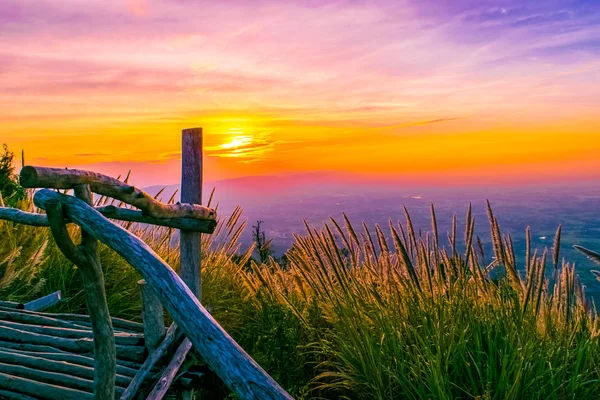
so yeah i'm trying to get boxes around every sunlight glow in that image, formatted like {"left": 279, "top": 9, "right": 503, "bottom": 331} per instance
{"left": 221, "top": 135, "right": 253, "bottom": 150}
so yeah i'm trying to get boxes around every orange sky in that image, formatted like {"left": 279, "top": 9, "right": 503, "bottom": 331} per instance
{"left": 2, "top": 1, "right": 600, "bottom": 186}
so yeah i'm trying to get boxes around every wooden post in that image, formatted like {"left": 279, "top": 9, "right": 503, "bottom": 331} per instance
{"left": 180, "top": 128, "right": 203, "bottom": 299}
{"left": 138, "top": 279, "right": 165, "bottom": 352}
{"left": 180, "top": 128, "right": 203, "bottom": 399}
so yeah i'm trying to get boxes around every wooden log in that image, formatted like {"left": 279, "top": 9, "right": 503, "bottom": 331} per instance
{"left": 0, "top": 206, "right": 216, "bottom": 233}
{"left": 0, "top": 349, "right": 132, "bottom": 389}
{"left": 0, "top": 371, "right": 92, "bottom": 400}
{"left": 0, "top": 339, "right": 67, "bottom": 354}
{"left": 147, "top": 338, "right": 193, "bottom": 400}
{"left": 0, "top": 389, "right": 39, "bottom": 400}
{"left": 0, "top": 325, "right": 145, "bottom": 362}
{"left": 0, "top": 360, "right": 127, "bottom": 397}
{"left": 98, "top": 205, "right": 216, "bottom": 234}
{"left": 0, "top": 320, "right": 143, "bottom": 346}
{"left": 0, "top": 207, "right": 47, "bottom": 227}
{"left": 0, "top": 308, "right": 99, "bottom": 331}
{"left": 0, "top": 302, "right": 23, "bottom": 310}
{"left": 34, "top": 190, "right": 293, "bottom": 400}
{"left": 20, "top": 166, "right": 216, "bottom": 221}
{"left": 120, "top": 323, "right": 180, "bottom": 400}
{"left": 138, "top": 279, "right": 165, "bottom": 352}
{"left": 0, "top": 306, "right": 144, "bottom": 333}
{"left": 1, "top": 349, "right": 140, "bottom": 378}
{"left": 47, "top": 185, "right": 116, "bottom": 400}
{"left": 23, "top": 291, "right": 62, "bottom": 311}
{"left": 0, "top": 360, "right": 95, "bottom": 394}
{"left": 181, "top": 128, "right": 203, "bottom": 298}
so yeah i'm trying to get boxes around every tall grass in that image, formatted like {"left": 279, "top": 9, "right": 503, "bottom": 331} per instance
{"left": 1, "top": 195, "right": 599, "bottom": 399}
{"left": 242, "top": 203, "right": 600, "bottom": 399}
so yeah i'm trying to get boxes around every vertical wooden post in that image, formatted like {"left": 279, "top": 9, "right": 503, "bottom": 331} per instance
{"left": 138, "top": 279, "right": 165, "bottom": 352}
{"left": 179, "top": 128, "right": 203, "bottom": 399}
{"left": 180, "top": 128, "right": 203, "bottom": 299}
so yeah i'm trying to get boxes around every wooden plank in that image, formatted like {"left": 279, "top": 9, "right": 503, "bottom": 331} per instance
{"left": 147, "top": 338, "right": 192, "bottom": 400}
{"left": 33, "top": 190, "right": 293, "bottom": 399}
{"left": 20, "top": 166, "right": 216, "bottom": 221}
{"left": 23, "top": 291, "right": 62, "bottom": 312}
{"left": 180, "top": 127, "right": 203, "bottom": 298}
{"left": 120, "top": 323, "right": 179, "bottom": 400}
{"left": 138, "top": 279, "right": 166, "bottom": 352}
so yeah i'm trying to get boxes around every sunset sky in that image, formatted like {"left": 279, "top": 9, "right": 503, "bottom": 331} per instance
{"left": 2, "top": 0, "right": 599, "bottom": 186}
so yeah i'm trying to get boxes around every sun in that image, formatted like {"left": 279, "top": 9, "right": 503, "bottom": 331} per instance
{"left": 221, "top": 135, "right": 253, "bottom": 150}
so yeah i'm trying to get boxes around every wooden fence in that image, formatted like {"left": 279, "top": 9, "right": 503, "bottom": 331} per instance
{"left": 0, "top": 128, "right": 292, "bottom": 400}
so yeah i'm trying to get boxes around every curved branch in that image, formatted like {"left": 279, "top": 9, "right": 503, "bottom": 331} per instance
{"left": 45, "top": 196, "right": 116, "bottom": 400}
{"left": 20, "top": 166, "right": 216, "bottom": 220}
{"left": 45, "top": 200, "right": 84, "bottom": 265}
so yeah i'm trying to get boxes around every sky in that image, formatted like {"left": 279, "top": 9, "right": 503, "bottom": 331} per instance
{"left": 1, "top": 0, "right": 599, "bottom": 187}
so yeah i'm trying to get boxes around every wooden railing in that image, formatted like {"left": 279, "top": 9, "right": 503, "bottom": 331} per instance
{"left": 0, "top": 128, "right": 292, "bottom": 400}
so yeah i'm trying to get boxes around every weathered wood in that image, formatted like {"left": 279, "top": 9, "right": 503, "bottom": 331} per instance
{"left": 0, "top": 207, "right": 48, "bottom": 227}
{"left": 98, "top": 205, "right": 216, "bottom": 233}
{"left": 0, "top": 349, "right": 132, "bottom": 388}
{"left": 0, "top": 388, "right": 39, "bottom": 400}
{"left": 0, "top": 360, "right": 97, "bottom": 394}
{"left": 23, "top": 291, "right": 62, "bottom": 312}
{"left": 0, "top": 320, "right": 143, "bottom": 346}
{"left": 46, "top": 186, "right": 117, "bottom": 400}
{"left": 2, "top": 349, "right": 140, "bottom": 378}
{"left": 0, "top": 302, "right": 23, "bottom": 310}
{"left": 138, "top": 279, "right": 166, "bottom": 352}
{"left": 120, "top": 323, "right": 179, "bottom": 400}
{"left": 0, "top": 308, "right": 99, "bottom": 331}
{"left": 147, "top": 338, "right": 193, "bottom": 400}
{"left": 0, "top": 306, "right": 144, "bottom": 333}
{"left": 0, "top": 325, "right": 145, "bottom": 362}
{"left": 0, "top": 371, "right": 93, "bottom": 400}
{"left": 34, "top": 190, "right": 293, "bottom": 400}
{"left": 0, "top": 339, "right": 68, "bottom": 354}
{"left": 181, "top": 128, "right": 204, "bottom": 298}
{"left": 20, "top": 166, "right": 216, "bottom": 221}
{"left": 0, "top": 206, "right": 216, "bottom": 233}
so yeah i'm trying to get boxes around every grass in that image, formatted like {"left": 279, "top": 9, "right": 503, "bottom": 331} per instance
{"left": 1, "top": 195, "right": 600, "bottom": 399}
